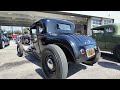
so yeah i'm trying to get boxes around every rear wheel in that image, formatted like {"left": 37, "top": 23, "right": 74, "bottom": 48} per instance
{"left": 0, "top": 41, "right": 5, "bottom": 49}
{"left": 17, "top": 43, "right": 23, "bottom": 57}
{"left": 7, "top": 40, "right": 10, "bottom": 46}
{"left": 41, "top": 44, "right": 68, "bottom": 79}
{"left": 113, "top": 46, "right": 120, "bottom": 62}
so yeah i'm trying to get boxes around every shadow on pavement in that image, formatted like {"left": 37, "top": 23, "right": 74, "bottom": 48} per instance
{"left": 25, "top": 52, "right": 41, "bottom": 67}
{"left": 101, "top": 53, "right": 119, "bottom": 63}
{"left": 67, "top": 63, "right": 87, "bottom": 78}
{"left": 98, "top": 53, "right": 120, "bottom": 71}
{"left": 24, "top": 53, "right": 45, "bottom": 79}
{"left": 98, "top": 62, "right": 120, "bottom": 71}
{"left": 35, "top": 68, "right": 45, "bottom": 79}
{"left": 24, "top": 52, "right": 87, "bottom": 78}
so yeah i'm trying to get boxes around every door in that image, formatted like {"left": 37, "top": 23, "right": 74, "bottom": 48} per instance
{"left": 30, "top": 27, "right": 40, "bottom": 55}
{"left": 92, "top": 29, "right": 106, "bottom": 50}
{"left": 3, "top": 35, "right": 7, "bottom": 45}
{"left": 104, "top": 26, "right": 115, "bottom": 51}
{"left": 30, "top": 22, "right": 45, "bottom": 56}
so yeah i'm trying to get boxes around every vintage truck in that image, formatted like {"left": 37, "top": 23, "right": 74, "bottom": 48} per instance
{"left": 17, "top": 18, "right": 101, "bottom": 79}
{"left": 91, "top": 24, "right": 120, "bottom": 62}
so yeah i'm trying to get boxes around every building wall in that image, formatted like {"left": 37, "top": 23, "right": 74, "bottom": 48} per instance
{"left": 87, "top": 18, "right": 92, "bottom": 35}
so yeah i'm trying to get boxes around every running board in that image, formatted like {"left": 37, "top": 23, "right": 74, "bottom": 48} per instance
{"left": 100, "top": 51, "right": 113, "bottom": 54}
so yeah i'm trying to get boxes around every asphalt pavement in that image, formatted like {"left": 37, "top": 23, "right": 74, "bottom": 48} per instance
{"left": 0, "top": 41, "right": 120, "bottom": 79}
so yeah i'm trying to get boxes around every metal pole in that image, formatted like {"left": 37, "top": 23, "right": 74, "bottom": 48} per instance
{"left": 11, "top": 26, "right": 14, "bottom": 34}
{"left": 11, "top": 26, "right": 12, "bottom": 34}
{"left": 22, "top": 27, "right": 24, "bottom": 35}
{"left": 21, "top": 27, "right": 22, "bottom": 34}
{"left": 11, "top": 26, "right": 13, "bottom": 40}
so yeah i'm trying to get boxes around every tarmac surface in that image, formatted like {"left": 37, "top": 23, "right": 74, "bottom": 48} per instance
{"left": 0, "top": 41, "right": 120, "bottom": 79}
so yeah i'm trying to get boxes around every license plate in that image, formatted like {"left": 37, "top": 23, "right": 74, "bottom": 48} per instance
{"left": 86, "top": 48, "right": 95, "bottom": 58}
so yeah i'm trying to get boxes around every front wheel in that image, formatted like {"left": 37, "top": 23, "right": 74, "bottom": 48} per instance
{"left": 17, "top": 43, "right": 23, "bottom": 57}
{"left": 113, "top": 46, "right": 120, "bottom": 62}
{"left": 41, "top": 44, "right": 68, "bottom": 79}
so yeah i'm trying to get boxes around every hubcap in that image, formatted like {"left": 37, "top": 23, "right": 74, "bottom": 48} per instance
{"left": 47, "top": 58, "right": 54, "bottom": 70}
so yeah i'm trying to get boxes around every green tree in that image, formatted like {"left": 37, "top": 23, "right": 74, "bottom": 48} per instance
{"left": 14, "top": 30, "right": 21, "bottom": 34}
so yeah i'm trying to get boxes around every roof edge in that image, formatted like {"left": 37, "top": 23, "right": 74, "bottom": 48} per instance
{"left": 40, "top": 11, "right": 114, "bottom": 20}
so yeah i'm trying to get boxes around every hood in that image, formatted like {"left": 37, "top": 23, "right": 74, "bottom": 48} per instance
{"left": 60, "top": 33, "right": 96, "bottom": 46}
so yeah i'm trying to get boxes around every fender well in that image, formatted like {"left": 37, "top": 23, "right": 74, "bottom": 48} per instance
{"left": 55, "top": 43, "right": 76, "bottom": 63}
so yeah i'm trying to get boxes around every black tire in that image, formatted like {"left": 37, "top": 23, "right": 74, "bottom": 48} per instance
{"left": 113, "top": 46, "right": 120, "bottom": 62}
{"left": 17, "top": 43, "right": 23, "bottom": 57}
{"left": 0, "top": 41, "right": 5, "bottom": 49}
{"left": 82, "top": 47, "right": 101, "bottom": 65}
{"left": 41, "top": 44, "right": 68, "bottom": 79}
{"left": 7, "top": 41, "right": 10, "bottom": 46}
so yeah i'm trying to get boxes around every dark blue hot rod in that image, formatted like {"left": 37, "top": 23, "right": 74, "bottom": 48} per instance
{"left": 17, "top": 18, "right": 101, "bottom": 79}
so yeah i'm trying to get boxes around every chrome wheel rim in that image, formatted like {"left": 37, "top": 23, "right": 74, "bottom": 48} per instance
{"left": 47, "top": 58, "right": 54, "bottom": 70}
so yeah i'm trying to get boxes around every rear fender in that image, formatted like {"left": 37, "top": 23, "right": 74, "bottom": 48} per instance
{"left": 54, "top": 42, "right": 76, "bottom": 63}
{"left": 49, "top": 38, "right": 80, "bottom": 63}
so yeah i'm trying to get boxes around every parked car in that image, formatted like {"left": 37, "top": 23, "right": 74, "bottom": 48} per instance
{"left": 91, "top": 24, "right": 120, "bottom": 61}
{"left": 17, "top": 18, "right": 101, "bottom": 79}
{"left": 20, "top": 34, "right": 30, "bottom": 45}
{"left": 0, "top": 30, "right": 10, "bottom": 49}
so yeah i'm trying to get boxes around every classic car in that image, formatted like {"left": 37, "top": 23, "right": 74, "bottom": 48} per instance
{"left": 0, "top": 30, "right": 10, "bottom": 49}
{"left": 17, "top": 18, "right": 101, "bottom": 79}
{"left": 91, "top": 24, "right": 120, "bottom": 61}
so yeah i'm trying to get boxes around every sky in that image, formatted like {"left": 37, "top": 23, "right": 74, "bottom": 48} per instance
{"left": 62, "top": 11, "right": 120, "bottom": 23}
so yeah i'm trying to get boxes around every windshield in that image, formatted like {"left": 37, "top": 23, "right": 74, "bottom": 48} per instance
{"left": 57, "top": 23, "right": 71, "bottom": 31}
{"left": 92, "top": 30, "right": 104, "bottom": 34}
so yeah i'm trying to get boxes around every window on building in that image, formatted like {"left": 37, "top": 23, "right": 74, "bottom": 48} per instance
{"left": 92, "top": 25, "right": 101, "bottom": 28}
{"left": 104, "top": 20, "right": 113, "bottom": 25}
{"left": 92, "top": 19, "right": 102, "bottom": 25}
